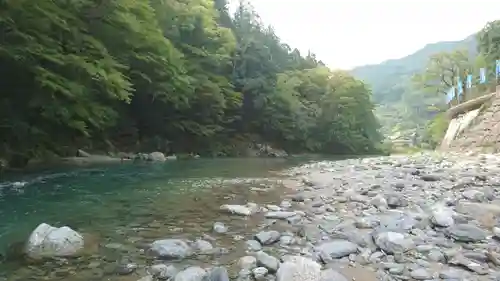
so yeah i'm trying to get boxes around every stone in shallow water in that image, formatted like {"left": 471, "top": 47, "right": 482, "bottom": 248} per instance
{"left": 213, "top": 222, "right": 227, "bottom": 233}
{"left": 25, "top": 223, "right": 84, "bottom": 259}
{"left": 150, "top": 239, "right": 193, "bottom": 259}
{"left": 220, "top": 204, "right": 252, "bottom": 216}
{"left": 314, "top": 240, "right": 358, "bottom": 259}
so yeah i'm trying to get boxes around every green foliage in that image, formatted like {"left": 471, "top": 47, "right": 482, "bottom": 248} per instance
{"left": 351, "top": 35, "right": 477, "bottom": 136}
{"left": 0, "top": 0, "right": 383, "bottom": 165}
{"left": 422, "top": 112, "right": 449, "bottom": 148}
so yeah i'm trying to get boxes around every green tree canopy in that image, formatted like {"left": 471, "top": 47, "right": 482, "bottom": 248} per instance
{"left": 0, "top": 0, "right": 383, "bottom": 166}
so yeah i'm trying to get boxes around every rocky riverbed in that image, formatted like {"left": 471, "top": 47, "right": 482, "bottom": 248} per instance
{"left": 7, "top": 152, "right": 500, "bottom": 281}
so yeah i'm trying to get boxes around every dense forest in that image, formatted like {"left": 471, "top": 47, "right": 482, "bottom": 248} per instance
{"left": 0, "top": 0, "right": 383, "bottom": 168}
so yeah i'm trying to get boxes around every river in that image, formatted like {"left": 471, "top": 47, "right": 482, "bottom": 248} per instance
{"left": 3, "top": 153, "right": 499, "bottom": 281}
{"left": 0, "top": 157, "right": 328, "bottom": 280}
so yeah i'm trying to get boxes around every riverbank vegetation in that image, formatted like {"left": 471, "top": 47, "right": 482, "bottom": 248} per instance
{"left": 0, "top": 0, "right": 383, "bottom": 167}
{"left": 413, "top": 20, "right": 500, "bottom": 147}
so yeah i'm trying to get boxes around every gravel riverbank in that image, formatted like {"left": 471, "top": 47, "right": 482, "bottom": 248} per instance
{"left": 11, "top": 152, "right": 500, "bottom": 281}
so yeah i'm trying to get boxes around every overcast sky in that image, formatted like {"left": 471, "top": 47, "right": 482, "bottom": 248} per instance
{"left": 238, "top": 0, "right": 500, "bottom": 69}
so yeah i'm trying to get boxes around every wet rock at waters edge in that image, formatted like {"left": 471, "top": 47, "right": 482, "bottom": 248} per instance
{"left": 220, "top": 204, "right": 253, "bottom": 216}
{"left": 150, "top": 239, "right": 193, "bottom": 259}
{"left": 25, "top": 223, "right": 84, "bottom": 259}
{"left": 213, "top": 222, "right": 227, "bottom": 234}
{"left": 148, "top": 152, "right": 166, "bottom": 161}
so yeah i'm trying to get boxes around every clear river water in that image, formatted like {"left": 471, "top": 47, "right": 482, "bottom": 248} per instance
{"left": 0, "top": 157, "right": 334, "bottom": 281}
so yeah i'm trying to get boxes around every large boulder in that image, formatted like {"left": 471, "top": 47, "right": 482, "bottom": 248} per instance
{"left": 25, "top": 223, "right": 84, "bottom": 259}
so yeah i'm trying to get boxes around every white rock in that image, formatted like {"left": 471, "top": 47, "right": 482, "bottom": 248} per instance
{"left": 276, "top": 255, "right": 321, "bottom": 281}
{"left": 148, "top": 152, "right": 166, "bottom": 161}
{"left": 220, "top": 204, "right": 252, "bottom": 216}
{"left": 25, "top": 223, "right": 84, "bottom": 259}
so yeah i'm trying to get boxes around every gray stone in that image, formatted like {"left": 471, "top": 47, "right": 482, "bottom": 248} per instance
{"left": 238, "top": 256, "right": 257, "bottom": 270}
{"left": 314, "top": 240, "right": 358, "bottom": 258}
{"left": 276, "top": 256, "right": 321, "bottom": 281}
{"left": 255, "top": 231, "right": 281, "bottom": 245}
{"left": 255, "top": 251, "right": 279, "bottom": 273}
{"left": 373, "top": 231, "right": 414, "bottom": 254}
{"left": 245, "top": 240, "right": 262, "bottom": 251}
{"left": 410, "top": 268, "right": 432, "bottom": 280}
{"left": 265, "top": 211, "right": 296, "bottom": 219}
{"left": 150, "top": 239, "right": 193, "bottom": 259}
{"left": 213, "top": 222, "right": 227, "bottom": 233}
{"left": 174, "top": 266, "right": 206, "bottom": 281}
{"left": 202, "top": 267, "right": 230, "bottom": 281}
{"left": 220, "top": 204, "right": 252, "bottom": 216}
{"left": 25, "top": 223, "right": 84, "bottom": 259}
{"left": 446, "top": 224, "right": 487, "bottom": 242}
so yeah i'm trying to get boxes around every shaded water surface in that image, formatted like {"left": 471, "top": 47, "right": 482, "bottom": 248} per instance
{"left": 0, "top": 157, "right": 326, "bottom": 280}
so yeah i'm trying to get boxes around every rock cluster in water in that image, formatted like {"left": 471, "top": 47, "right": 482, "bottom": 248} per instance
{"left": 22, "top": 152, "right": 500, "bottom": 281}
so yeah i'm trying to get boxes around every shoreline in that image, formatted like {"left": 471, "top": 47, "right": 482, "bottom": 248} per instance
{"left": 5, "top": 152, "right": 500, "bottom": 280}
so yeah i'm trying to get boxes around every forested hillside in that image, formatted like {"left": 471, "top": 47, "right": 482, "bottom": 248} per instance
{"left": 351, "top": 35, "right": 477, "bottom": 135}
{"left": 0, "top": 0, "right": 382, "bottom": 168}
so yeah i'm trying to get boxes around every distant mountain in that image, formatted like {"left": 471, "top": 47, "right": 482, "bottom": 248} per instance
{"left": 351, "top": 34, "right": 477, "bottom": 104}
{"left": 350, "top": 34, "right": 477, "bottom": 135}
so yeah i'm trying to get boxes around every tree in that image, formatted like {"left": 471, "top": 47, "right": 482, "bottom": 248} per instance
{"left": 411, "top": 49, "right": 474, "bottom": 101}
{"left": 0, "top": 0, "right": 384, "bottom": 167}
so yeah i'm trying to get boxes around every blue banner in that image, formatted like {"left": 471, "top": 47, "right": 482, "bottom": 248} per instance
{"left": 466, "top": 74, "right": 472, "bottom": 88}
{"left": 457, "top": 76, "right": 463, "bottom": 96}
{"left": 497, "top": 60, "right": 500, "bottom": 79}
{"left": 446, "top": 87, "right": 455, "bottom": 104}
{"left": 480, "top": 68, "right": 486, "bottom": 83}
